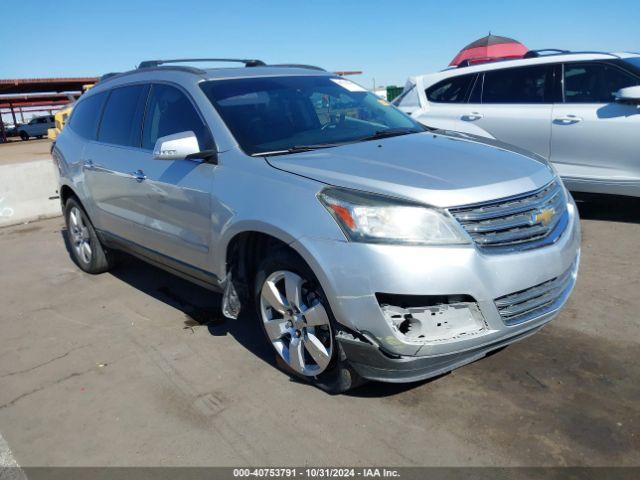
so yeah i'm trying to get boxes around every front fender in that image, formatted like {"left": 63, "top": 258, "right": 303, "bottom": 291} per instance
{"left": 209, "top": 154, "right": 346, "bottom": 279}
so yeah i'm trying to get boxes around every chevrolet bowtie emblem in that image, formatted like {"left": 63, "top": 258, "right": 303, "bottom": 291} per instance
{"left": 532, "top": 207, "right": 555, "bottom": 226}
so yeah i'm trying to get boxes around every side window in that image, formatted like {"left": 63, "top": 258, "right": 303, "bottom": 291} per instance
{"left": 68, "top": 92, "right": 108, "bottom": 140}
{"left": 564, "top": 62, "right": 640, "bottom": 103}
{"left": 482, "top": 65, "right": 552, "bottom": 104}
{"left": 142, "top": 84, "right": 209, "bottom": 151}
{"left": 98, "top": 84, "right": 148, "bottom": 147}
{"left": 426, "top": 75, "right": 475, "bottom": 103}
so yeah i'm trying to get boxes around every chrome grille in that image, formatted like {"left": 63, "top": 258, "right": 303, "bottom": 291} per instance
{"left": 449, "top": 180, "right": 568, "bottom": 253}
{"left": 495, "top": 263, "right": 576, "bottom": 325}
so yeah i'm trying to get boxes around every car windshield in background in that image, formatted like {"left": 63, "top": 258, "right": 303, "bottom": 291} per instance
{"left": 200, "top": 76, "right": 423, "bottom": 155}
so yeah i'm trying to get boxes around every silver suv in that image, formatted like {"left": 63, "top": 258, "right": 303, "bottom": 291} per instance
{"left": 53, "top": 58, "right": 581, "bottom": 392}
{"left": 395, "top": 51, "right": 640, "bottom": 197}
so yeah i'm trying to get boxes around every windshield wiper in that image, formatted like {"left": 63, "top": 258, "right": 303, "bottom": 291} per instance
{"left": 357, "top": 127, "right": 422, "bottom": 142}
{"left": 252, "top": 143, "right": 343, "bottom": 157}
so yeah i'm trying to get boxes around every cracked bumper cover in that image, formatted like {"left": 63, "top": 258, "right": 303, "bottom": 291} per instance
{"left": 291, "top": 198, "right": 581, "bottom": 381}
{"left": 337, "top": 322, "right": 542, "bottom": 383}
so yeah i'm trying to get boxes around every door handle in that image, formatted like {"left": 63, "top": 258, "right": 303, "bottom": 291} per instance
{"left": 461, "top": 112, "right": 483, "bottom": 121}
{"left": 553, "top": 115, "right": 583, "bottom": 125}
{"left": 129, "top": 169, "right": 147, "bottom": 182}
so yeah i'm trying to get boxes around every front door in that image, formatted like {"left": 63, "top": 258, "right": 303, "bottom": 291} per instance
{"left": 550, "top": 61, "right": 640, "bottom": 189}
{"left": 134, "top": 83, "right": 215, "bottom": 272}
{"left": 416, "top": 73, "right": 483, "bottom": 135}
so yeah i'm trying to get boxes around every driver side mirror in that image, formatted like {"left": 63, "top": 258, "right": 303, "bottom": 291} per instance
{"left": 153, "top": 131, "right": 217, "bottom": 164}
{"left": 614, "top": 86, "right": 640, "bottom": 105}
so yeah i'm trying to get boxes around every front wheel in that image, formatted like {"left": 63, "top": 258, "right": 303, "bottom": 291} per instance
{"left": 19, "top": 131, "right": 29, "bottom": 141}
{"left": 254, "top": 250, "right": 364, "bottom": 393}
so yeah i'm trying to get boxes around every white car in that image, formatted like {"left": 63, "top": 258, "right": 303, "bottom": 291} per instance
{"left": 18, "top": 115, "right": 55, "bottom": 140}
{"left": 394, "top": 50, "right": 640, "bottom": 197}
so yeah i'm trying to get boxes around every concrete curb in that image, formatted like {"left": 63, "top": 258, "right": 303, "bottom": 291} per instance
{"left": 0, "top": 158, "right": 61, "bottom": 228}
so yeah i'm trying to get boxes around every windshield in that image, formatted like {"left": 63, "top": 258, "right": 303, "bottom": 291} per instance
{"left": 200, "top": 76, "right": 423, "bottom": 155}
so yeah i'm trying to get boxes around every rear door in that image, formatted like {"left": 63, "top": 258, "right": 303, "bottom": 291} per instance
{"left": 550, "top": 61, "right": 640, "bottom": 188}
{"left": 134, "top": 83, "right": 215, "bottom": 271}
{"left": 83, "top": 84, "right": 151, "bottom": 244}
{"left": 468, "top": 64, "right": 558, "bottom": 158}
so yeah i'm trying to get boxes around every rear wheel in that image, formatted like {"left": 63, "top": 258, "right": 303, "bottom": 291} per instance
{"left": 64, "top": 197, "right": 114, "bottom": 274}
{"left": 254, "top": 250, "right": 364, "bottom": 393}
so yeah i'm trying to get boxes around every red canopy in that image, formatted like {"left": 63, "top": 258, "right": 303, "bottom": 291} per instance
{"left": 450, "top": 34, "right": 528, "bottom": 67}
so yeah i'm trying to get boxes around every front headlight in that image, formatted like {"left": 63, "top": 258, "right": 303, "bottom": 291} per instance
{"left": 318, "top": 187, "right": 470, "bottom": 245}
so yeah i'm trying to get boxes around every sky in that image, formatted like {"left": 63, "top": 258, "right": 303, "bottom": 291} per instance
{"left": 1, "top": 0, "right": 639, "bottom": 90}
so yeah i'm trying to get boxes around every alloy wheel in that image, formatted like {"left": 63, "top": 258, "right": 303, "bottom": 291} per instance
{"left": 259, "top": 270, "right": 333, "bottom": 376}
{"left": 69, "top": 206, "right": 92, "bottom": 264}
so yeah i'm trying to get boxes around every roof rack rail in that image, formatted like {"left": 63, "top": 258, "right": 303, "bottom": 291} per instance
{"left": 524, "top": 49, "right": 570, "bottom": 58}
{"left": 457, "top": 56, "right": 518, "bottom": 68}
{"left": 568, "top": 50, "right": 621, "bottom": 58}
{"left": 269, "top": 63, "right": 326, "bottom": 71}
{"left": 137, "top": 58, "right": 266, "bottom": 69}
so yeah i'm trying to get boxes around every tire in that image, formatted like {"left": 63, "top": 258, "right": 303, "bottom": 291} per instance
{"left": 19, "top": 131, "right": 29, "bottom": 141}
{"left": 64, "top": 197, "right": 114, "bottom": 274}
{"left": 254, "top": 249, "right": 364, "bottom": 394}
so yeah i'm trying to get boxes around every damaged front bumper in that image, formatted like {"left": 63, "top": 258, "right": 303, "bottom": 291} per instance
{"left": 337, "top": 322, "right": 543, "bottom": 383}
{"left": 291, "top": 198, "right": 581, "bottom": 382}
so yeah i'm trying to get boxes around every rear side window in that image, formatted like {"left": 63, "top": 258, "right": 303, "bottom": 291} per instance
{"left": 426, "top": 74, "right": 475, "bottom": 103}
{"left": 68, "top": 92, "right": 108, "bottom": 139}
{"left": 142, "top": 84, "right": 209, "bottom": 150}
{"left": 564, "top": 62, "right": 640, "bottom": 103}
{"left": 482, "top": 65, "right": 553, "bottom": 103}
{"left": 98, "top": 84, "right": 149, "bottom": 147}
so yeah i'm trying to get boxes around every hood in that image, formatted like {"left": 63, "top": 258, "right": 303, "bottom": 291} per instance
{"left": 266, "top": 131, "right": 555, "bottom": 208}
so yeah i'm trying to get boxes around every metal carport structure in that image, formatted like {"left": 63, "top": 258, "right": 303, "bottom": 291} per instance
{"left": 0, "top": 77, "right": 97, "bottom": 142}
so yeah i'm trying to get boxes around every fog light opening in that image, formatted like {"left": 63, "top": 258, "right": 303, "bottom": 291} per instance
{"left": 377, "top": 294, "right": 488, "bottom": 343}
